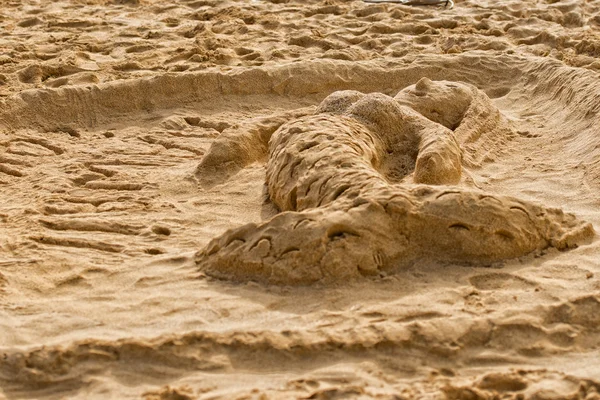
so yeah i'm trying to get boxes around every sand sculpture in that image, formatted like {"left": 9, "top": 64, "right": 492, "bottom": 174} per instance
{"left": 195, "top": 79, "right": 594, "bottom": 285}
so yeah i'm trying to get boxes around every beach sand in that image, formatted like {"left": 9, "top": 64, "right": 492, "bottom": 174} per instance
{"left": 1, "top": 0, "right": 600, "bottom": 399}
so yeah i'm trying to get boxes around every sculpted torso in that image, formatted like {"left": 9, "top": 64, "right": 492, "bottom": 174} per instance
{"left": 195, "top": 79, "right": 594, "bottom": 285}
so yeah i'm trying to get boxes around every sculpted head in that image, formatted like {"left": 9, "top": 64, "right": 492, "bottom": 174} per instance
{"left": 317, "top": 90, "right": 365, "bottom": 115}
{"left": 394, "top": 78, "right": 474, "bottom": 130}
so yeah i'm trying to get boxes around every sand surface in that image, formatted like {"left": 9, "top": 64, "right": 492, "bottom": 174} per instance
{"left": 1, "top": 0, "right": 600, "bottom": 399}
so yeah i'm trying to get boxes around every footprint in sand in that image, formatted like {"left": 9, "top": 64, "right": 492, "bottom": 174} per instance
{"left": 195, "top": 78, "right": 595, "bottom": 285}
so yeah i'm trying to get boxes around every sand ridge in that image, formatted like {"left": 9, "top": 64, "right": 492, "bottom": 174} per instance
{"left": 1, "top": 0, "right": 600, "bottom": 399}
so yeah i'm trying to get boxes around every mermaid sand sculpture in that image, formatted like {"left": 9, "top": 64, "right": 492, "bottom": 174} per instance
{"left": 195, "top": 78, "right": 594, "bottom": 285}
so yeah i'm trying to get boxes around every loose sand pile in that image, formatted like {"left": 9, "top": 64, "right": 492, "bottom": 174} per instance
{"left": 1, "top": 0, "right": 600, "bottom": 399}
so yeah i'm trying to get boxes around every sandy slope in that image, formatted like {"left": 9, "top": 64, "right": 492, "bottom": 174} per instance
{"left": 1, "top": 0, "right": 600, "bottom": 399}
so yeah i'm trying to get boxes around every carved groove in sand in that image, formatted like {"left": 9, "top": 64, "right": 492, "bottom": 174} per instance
{"left": 195, "top": 79, "right": 594, "bottom": 285}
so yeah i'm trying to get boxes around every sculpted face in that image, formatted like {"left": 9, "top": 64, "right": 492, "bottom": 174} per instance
{"left": 394, "top": 77, "right": 473, "bottom": 130}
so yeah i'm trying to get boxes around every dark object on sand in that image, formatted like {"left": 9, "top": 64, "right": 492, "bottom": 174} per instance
{"left": 362, "top": 0, "right": 454, "bottom": 9}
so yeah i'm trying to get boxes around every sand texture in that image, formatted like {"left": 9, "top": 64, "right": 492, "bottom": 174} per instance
{"left": 2, "top": 0, "right": 600, "bottom": 399}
